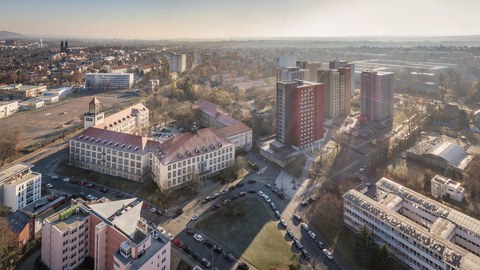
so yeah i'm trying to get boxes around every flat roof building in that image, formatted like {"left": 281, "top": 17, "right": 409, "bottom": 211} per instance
{"left": 0, "top": 162, "right": 42, "bottom": 212}
{"left": 85, "top": 73, "right": 134, "bottom": 90}
{"left": 0, "top": 84, "right": 47, "bottom": 100}
{"left": 170, "top": 53, "right": 186, "bottom": 73}
{"left": 0, "top": 100, "right": 18, "bottom": 118}
{"left": 360, "top": 70, "right": 394, "bottom": 122}
{"left": 431, "top": 175, "right": 465, "bottom": 202}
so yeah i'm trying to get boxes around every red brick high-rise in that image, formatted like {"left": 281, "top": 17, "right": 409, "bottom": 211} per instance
{"left": 275, "top": 81, "right": 324, "bottom": 150}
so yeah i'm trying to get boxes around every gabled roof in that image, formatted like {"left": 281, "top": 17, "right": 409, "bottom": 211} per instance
{"left": 8, "top": 211, "right": 30, "bottom": 233}
{"left": 95, "top": 103, "right": 149, "bottom": 130}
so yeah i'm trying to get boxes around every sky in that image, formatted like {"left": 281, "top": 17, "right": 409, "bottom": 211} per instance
{"left": 0, "top": 0, "right": 479, "bottom": 39}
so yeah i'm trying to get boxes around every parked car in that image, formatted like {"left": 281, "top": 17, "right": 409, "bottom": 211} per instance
{"left": 222, "top": 199, "right": 231, "bottom": 205}
{"left": 63, "top": 177, "right": 70, "bottom": 182}
{"left": 315, "top": 239, "right": 325, "bottom": 248}
{"left": 224, "top": 252, "right": 236, "bottom": 262}
{"left": 286, "top": 229, "right": 294, "bottom": 239}
{"left": 86, "top": 183, "right": 94, "bottom": 187}
{"left": 300, "top": 201, "right": 309, "bottom": 206}
{"left": 51, "top": 175, "right": 59, "bottom": 180}
{"left": 247, "top": 179, "right": 256, "bottom": 184}
{"left": 156, "top": 226, "right": 166, "bottom": 234}
{"left": 264, "top": 196, "right": 271, "bottom": 203}
{"left": 100, "top": 188, "right": 108, "bottom": 193}
{"left": 301, "top": 249, "right": 311, "bottom": 261}
{"left": 193, "top": 234, "right": 204, "bottom": 242}
{"left": 203, "top": 240, "right": 215, "bottom": 248}
{"left": 258, "top": 191, "right": 265, "bottom": 197}
{"left": 237, "top": 263, "right": 249, "bottom": 270}
{"left": 47, "top": 194, "right": 57, "bottom": 201}
{"left": 308, "top": 231, "right": 317, "bottom": 239}
{"left": 277, "top": 193, "right": 285, "bottom": 200}
{"left": 239, "top": 192, "right": 247, "bottom": 197}
{"left": 156, "top": 209, "right": 164, "bottom": 216}
{"left": 279, "top": 219, "right": 287, "bottom": 228}
{"left": 183, "top": 245, "right": 194, "bottom": 255}
{"left": 211, "top": 193, "right": 220, "bottom": 199}
{"left": 274, "top": 210, "right": 281, "bottom": 219}
{"left": 213, "top": 246, "right": 223, "bottom": 254}
{"left": 201, "top": 258, "right": 211, "bottom": 268}
{"left": 175, "top": 208, "right": 184, "bottom": 216}
{"left": 166, "top": 233, "right": 174, "bottom": 241}
{"left": 265, "top": 183, "right": 272, "bottom": 189}
{"left": 235, "top": 182, "right": 244, "bottom": 188}
{"left": 323, "top": 249, "right": 334, "bottom": 260}
{"left": 271, "top": 188, "right": 278, "bottom": 194}
{"left": 193, "top": 252, "right": 202, "bottom": 261}
{"left": 293, "top": 214, "right": 302, "bottom": 222}
{"left": 294, "top": 239, "right": 303, "bottom": 250}
{"left": 173, "top": 238, "right": 184, "bottom": 248}
{"left": 270, "top": 202, "right": 276, "bottom": 210}
{"left": 46, "top": 183, "right": 53, "bottom": 188}
{"left": 301, "top": 223, "right": 310, "bottom": 231}
{"left": 211, "top": 203, "right": 220, "bottom": 210}
{"left": 149, "top": 207, "right": 157, "bottom": 213}
{"left": 191, "top": 215, "right": 199, "bottom": 221}
{"left": 248, "top": 188, "right": 256, "bottom": 193}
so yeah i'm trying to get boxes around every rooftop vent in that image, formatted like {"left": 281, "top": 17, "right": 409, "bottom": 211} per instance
{"left": 202, "top": 146, "right": 207, "bottom": 152}
{"left": 90, "top": 137, "right": 95, "bottom": 142}
{"left": 96, "top": 139, "right": 101, "bottom": 143}
{"left": 121, "top": 144, "right": 125, "bottom": 148}
{"left": 128, "top": 145, "right": 132, "bottom": 149}
{"left": 195, "top": 148, "right": 200, "bottom": 154}
{"left": 210, "top": 144, "right": 215, "bottom": 150}
{"left": 134, "top": 146, "right": 139, "bottom": 151}
{"left": 79, "top": 135, "right": 83, "bottom": 139}
{"left": 115, "top": 143, "right": 119, "bottom": 147}
{"left": 102, "top": 140, "right": 107, "bottom": 144}
{"left": 84, "top": 136, "right": 89, "bottom": 140}
{"left": 217, "top": 142, "right": 222, "bottom": 147}
{"left": 186, "top": 150, "right": 191, "bottom": 156}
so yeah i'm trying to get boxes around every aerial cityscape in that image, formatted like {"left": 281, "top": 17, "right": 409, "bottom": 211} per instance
{"left": 1, "top": 1, "right": 480, "bottom": 270}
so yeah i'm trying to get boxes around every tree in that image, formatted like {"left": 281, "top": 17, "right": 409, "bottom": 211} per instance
{"left": 0, "top": 127, "right": 24, "bottom": 166}
{"left": 372, "top": 244, "right": 391, "bottom": 270}
{"left": 0, "top": 218, "right": 20, "bottom": 270}
{"left": 355, "top": 225, "right": 375, "bottom": 267}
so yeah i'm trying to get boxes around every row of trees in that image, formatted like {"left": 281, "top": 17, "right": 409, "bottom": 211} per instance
{"left": 0, "top": 127, "right": 24, "bottom": 167}
{"left": 355, "top": 226, "right": 404, "bottom": 270}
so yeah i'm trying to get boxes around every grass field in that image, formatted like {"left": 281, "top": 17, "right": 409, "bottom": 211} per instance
{"left": 194, "top": 197, "right": 298, "bottom": 270}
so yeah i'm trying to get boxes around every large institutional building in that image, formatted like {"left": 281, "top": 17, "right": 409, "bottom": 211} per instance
{"left": 85, "top": 73, "right": 134, "bottom": 90}
{"left": 194, "top": 99, "right": 252, "bottom": 151}
{"left": 70, "top": 98, "right": 235, "bottom": 190}
{"left": 360, "top": 70, "right": 394, "bottom": 122}
{"left": 343, "top": 178, "right": 480, "bottom": 270}
{"left": 0, "top": 162, "right": 42, "bottom": 212}
{"left": 41, "top": 198, "right": 171, "bottom": 270}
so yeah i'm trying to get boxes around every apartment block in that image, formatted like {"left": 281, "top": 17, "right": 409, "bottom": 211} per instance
{"left": 329, "top": 59, "right": 356, "bottom": 96}
{"left": 360, "top": 70, "right": 394, "bottom": 121}
{"left": 276, "top": 56, "right": 297, "bottom": 68}
{"left": 296, "top": 61, "right": 323, "bottom": 82}
{"left": 0, "top": 162, "right": 42, "bottom": 212}
{"left": 431, "top": 175, "right": 465, "bottom": 202}
{"left": 275, "top": 67, "right": 308, "bottom": 82}
{"left": 274, "top": 81, "right": 324, "bottom": 150}
{"left": 170, "top": 53, "right": 186, "bottom": 73}
{"left": 194, "top": 99, "right": 252, "bottom": 151}
{"left": 343, "top": 177, "right": 480, "bottom": 270}
{"left": 0, "top": 100, "right": 19, "bottom": 118}
{"left": 41, "top": 198, "right": 171, "bottom": 270}
{"left": 85, "top": 73, "right": 134, "bottom": 90}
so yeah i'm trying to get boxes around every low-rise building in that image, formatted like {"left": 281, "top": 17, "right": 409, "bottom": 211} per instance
{"left": 0, "top": 100, "right": 18, "bottom": 118}
{"left": 8, "top": 210, "right": 35, "bottom": 247}
{"left": 85, "top": 73, "right": 134, "bottom": 90}
{"left": 41, "top": 197, "right": 171, "bottom": 270}
{"left": 0, "top": 84, "right": 47, "bottom": 100}
{"left": 19, "top": 98, "right": 45, "bottom": 110}
{"left": 431, "top": 174, "right": 465, "bottom": 202}
{"left": 194, "top": 99, "right": 252, "bottom": 151}
{"left": 0, "top": 162, "right": 42, "bottom": 212}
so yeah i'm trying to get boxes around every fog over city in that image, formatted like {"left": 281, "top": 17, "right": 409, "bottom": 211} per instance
{"left": 1, "top": 0, "right": 480, "bottom": 39}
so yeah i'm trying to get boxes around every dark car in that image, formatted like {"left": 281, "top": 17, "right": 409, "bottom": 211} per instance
{"left": 248, "top": 188, "right": 256, "bottom": 193}
{"left": 224, "top": 252, "right": 236, "bottom": 262}
{"left": 211, "top": 203, "right": 220, "bottom": 210}
{"left": 175, "top": 208, "right": 184, "bottom": 215}
{"left": 100, "top": 188, "right": 108, "bottom": 193}
{"left": 277, "top": 193, "right": 285, "bottom": 200}
{"left": 271, "top": 188, "right": 279, "bottom": 194}
{"left": 237, "top": 263, "right": 249, "bottom": 270}
{"left": 239, "top": 192, "right": 247, "bottom": 197}
{"left": 286, "top": 229, "right": 294, "bottom": 239}
{"left": 156, "top": 209, "right": 164, "bottom": 216}
{"left": 235, "top": 182, "right": 244, "bottom": 188}
{"left": 172, "top": 238, "right": 184, "bottom": 248}
{"left": 294, "top": 239, "right": 303, "bottom": 250}
{"left": 203, "top": 240, "right": 215, "bottom": 248}
{"left": 301, "top": 249, "right": 311, "bottom": 261}
{"left": 247, "top": 179, "right": 256, "bottom": 184}
{"left": 184, "top": 245, "right": 194, "bottom": 255}
{"left": 193, "top": 252, "right": 202, "bottom": 261}
{"left": 315, "top": 239, "right": 325, "bottom": 248}
{"left": 213, "top": 246, "right": 223, "bottom": 254}
{"left": 186, "top": 228, "right": 194, "bottom": 235}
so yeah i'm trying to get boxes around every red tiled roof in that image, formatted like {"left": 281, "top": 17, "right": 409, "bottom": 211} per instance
{"left": 111, "top": 65, "right": 130, "bottom": 70}
{"left": 157, "top": 128, "right": 233, "bottom": 164}
{"left": 73, "top": 127, "right": 160, "bottom": 154}
{"left": 193, "top": 99, "right": 251, "bottom": 131}
{"left": 95, "top": 103, "right": 148, "bottom": 130}
{"left": 218, "top": 123, "right": 251, "bottom": 137}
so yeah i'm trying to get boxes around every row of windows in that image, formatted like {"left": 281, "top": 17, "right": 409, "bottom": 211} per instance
{"left": 167, "top": 149, "right": 233, "bottom": 172}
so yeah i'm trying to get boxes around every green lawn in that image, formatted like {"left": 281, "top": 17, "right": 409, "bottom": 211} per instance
{"left": 55, "top": 161, "right": 140, "bottom": 193}
{"left": 194, "top": 197, "right": 298, "bottom": 270}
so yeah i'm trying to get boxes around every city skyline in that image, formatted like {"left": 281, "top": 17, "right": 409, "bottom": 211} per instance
{"left": 1, "top": 0, "right": 479, "bottom": 40}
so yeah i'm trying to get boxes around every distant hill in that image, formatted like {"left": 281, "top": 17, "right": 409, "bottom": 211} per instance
{"left": 0, "top": 31, "right": 25, "bottom": 40}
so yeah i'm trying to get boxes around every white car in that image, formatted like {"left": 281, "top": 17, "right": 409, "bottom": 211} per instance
{"left": 157, "top": 226, "right": 166, "bottom": 234}
{"left": 301, "top": 223, "right": 310, "bottom": 231}
{"left": 258, "top": 191, "right": 265, "bottom": 197}
{"left": 193, "top": 234, "right": 204, "bottom": 242}
{"left": 191, "top": 215, "right": 199, "bottom": 221}
{"left": 62, "top": 177, "right": 70, "bottom": 182}
{"left": 166, "top": 233, "right": 174, "bottom": 241}
{"left": 322, "top": 249, "right": 334, "bottom": 260}
{"left": 149, "top": 207, "right": 157, "bottom": 213}
{"left": 51, "top": 175, "right": 59, "bottom": 180}
{"left": 308, "top": 230, "right": 317, "bottom": 239}
{"left": 264, "top": 196, "right": 271, "bottom": 203}
{"left": 46, "top": 183, "right": 53, "bottom": 188}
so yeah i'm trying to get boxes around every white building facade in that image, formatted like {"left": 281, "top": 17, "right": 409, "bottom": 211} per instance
{"left": 85, "top": 73, "right": 134, "bottom": 90}
{"left": 0, "top": 100, "right": 18, "bottom": 118}
{"left": 343, "top": 177, "right": 480, "bottom": 270}
{"left": 431, "top": 175, "right": 465, "bottom": 202}
{"left": 170, "top": 53, "right": 186, "bottom": 73}
{"left": 1, "top": 162, "right": 42, "bottom": 212}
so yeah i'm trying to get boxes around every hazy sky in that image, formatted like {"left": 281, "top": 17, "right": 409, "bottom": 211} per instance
{"left": 1, "top": 0, "right": 479, "bottom": 39}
